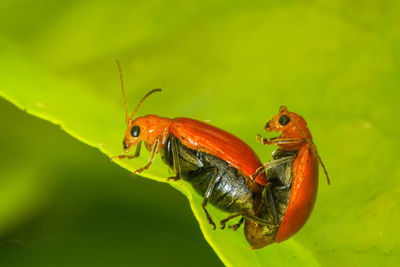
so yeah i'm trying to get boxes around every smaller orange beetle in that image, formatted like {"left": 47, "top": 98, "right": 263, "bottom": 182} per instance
{"left": 245, "top": 106, "right": 330, "bottom": 249}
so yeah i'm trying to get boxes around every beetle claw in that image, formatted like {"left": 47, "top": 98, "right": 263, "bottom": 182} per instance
{"left": 167, "top": 175, "right": 180, "bottom": 181}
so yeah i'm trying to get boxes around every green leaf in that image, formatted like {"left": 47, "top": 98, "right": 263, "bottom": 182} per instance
{"left": 1, "top": 0, "right": 400, "bottom": 266}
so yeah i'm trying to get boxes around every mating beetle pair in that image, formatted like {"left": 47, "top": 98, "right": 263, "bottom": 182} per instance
{"left": 112, "top": 62, "right": 329, "bottom": 249}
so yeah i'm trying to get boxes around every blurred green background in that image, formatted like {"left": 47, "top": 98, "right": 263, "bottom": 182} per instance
{"left": 0, "top": 98, "right": 220, "bottom": 266}
{"left": 1, "top": 0, "right": 400, "bottom": 266}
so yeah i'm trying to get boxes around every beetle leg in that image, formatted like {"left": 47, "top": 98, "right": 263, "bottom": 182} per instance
{"left": 202, "top": 168, "right": 223, "bottom": 230}
{"left": 132, "top": 137, "right": 160, "bottom": 176}
{"left": 270, "top": 139, "right": 303, "bottom": 145}
{"left": 275, "top": 184, "right": 292, "bottom": 192}
{"left": 110, "top": 141, "right": 142, "bottom": 161}
{"left": 220, "top": 214, "right": 240, "bottom": 229}
{"left": 262, "top": 184, "right": 279, "bottom": 224}
{"left": 242, "top": 213, "right": 274, "bottom": 225}
{"left": 167, "top": 136, "right": 182, "bottom": 181}
{"left": 250, "top": 156, "right": 295, "bottom": 182}
{"left": 167, "top": 136, "right": 204, "bottom": 181}
{"left": 220, "top": 214, "right": 245, "bottom": 231}
{"left": 276, "top": 160, "right": 293, "bottom": 193}
{"left": 202, "top": 206, "right": 216, "bottom": 230}
{"left": 171, "top": 135, "right": 181, "bottom": 178}
{"left": 264, "top": 138, "right": 304, "bottom": 145}
{"left": 230, "top": 217, "right": 245, "bottom": 231}
{"left": 258, "top": 137, "right": 303, "bottom": 146}
{"left": 177, "top": 145, "right": 203, "bottom": 168}
{"left": 256, "top": 134, "right": 268, "bottom": 145}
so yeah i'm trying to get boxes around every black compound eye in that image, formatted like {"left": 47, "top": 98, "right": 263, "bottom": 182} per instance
{"left": 130, "top": 125, "right": 140, "bottom": 137}
{"left": 279, "top": 115, "right": 290, "bottom": 126}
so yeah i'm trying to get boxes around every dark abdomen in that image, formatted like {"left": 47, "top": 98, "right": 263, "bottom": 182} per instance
{"left": 162, "top": 134, "right": 254, "bottom": 214}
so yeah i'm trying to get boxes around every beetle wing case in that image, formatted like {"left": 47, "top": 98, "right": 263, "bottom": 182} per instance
{"left": 275, "top": 146, "right": 318, "bottom": 242}
{"left": 170, "top": 118, "right": 267, "bottom": 186}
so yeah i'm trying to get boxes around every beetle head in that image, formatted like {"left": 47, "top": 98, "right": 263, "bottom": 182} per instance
{"left": 265, "top": 106, "right": 312, "bottom": 142}
{"left": 265, "top": 106, "right": 331, "bottom": 185}
{"left": 122, "top": 116, "right": 146, "bottom": 152}
{"left": 123, "top": 115, "right": 171, "bottom": 153}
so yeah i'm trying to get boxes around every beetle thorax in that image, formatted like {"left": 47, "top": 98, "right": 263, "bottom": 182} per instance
{"left": 133, "top": 115, "right": 172, "bottom": 148}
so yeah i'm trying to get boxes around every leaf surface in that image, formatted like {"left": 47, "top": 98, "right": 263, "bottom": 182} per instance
{"left": 1, "top": 0, "right": 400, "bottom": 265}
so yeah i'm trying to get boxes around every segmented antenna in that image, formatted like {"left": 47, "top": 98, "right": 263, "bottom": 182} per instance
{"left": 130, "top": 88, "right": 162, "bottom": 120}
{"left": 115, "top": 60, "right": 129, "bottom": 125}
{"left": 291, "top": 118, "right": 331, "bottom": 185}
{"left": 115, "top": 60, "right": 162, "bottom": 124}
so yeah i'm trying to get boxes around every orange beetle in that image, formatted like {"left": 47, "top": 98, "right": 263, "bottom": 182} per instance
{"left": 245, "top": 106, "right": 330, "bottom": 249}
{"left": 113, "top": 76, "right": 266, "bottom": 186}
{"left": 112, "top": 62, "right": 269, "bottom": 229}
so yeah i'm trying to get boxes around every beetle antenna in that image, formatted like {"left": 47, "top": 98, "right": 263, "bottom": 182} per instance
{"left": 292, "top": 118, "right": 331, "bottom": 185}
{"left": 115, "top": 60, "right": 130, "bottom": 125}
{"left": 130, "top": 88, "right": 162, "bottom": 120}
